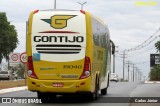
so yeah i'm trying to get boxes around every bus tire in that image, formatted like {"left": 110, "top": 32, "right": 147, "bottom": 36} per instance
{"left": 37, "top": 92, "right": 47, "bottom": 103}
{"left": 101, "top": 88, "right": 107, "bottom": 95}
{"left": 107, "top": 75, "right": 110, "bottom": 88}
{"left": 101, "top": 76, "right": 109, "bottom": 95}
{"left": 48, "top": 94, "right": 57, "bottom": 103}
{"left": 95, "top": 81, "right": 99, "bottom": 100}
{"left": 37, "top": 92, "right": 51, "bottom": 103}
{"left": 88, "top": 77, "right": 99, "bottom": 101}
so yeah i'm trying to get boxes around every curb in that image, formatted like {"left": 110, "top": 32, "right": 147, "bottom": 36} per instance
{"left": 144, "top": 81, "right": 160, "bottom": 84}
{"left": 0, "top": 86, "right": 27, "bottom": 94}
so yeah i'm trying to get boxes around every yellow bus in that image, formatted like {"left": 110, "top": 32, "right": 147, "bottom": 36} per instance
{"left": 27, "top": 9, "right": 111, "bottom": 102}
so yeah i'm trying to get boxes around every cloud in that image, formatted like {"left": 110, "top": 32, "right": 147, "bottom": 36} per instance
{"left": 13, "top": 22, "right": 26, "bottom": 53}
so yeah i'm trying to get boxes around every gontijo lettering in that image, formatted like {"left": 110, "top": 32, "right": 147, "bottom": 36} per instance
{"left": 34, "top": 36, "right": 84, "bottom": 43}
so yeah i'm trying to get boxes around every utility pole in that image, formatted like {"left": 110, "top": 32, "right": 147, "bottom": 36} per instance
{"left": 138, "top": 71, "right": 140, "bottom": 82}
{"left": 137, "top": 68, "right": 140, "bottom": 82}
{"left": 137, "top": 69, "right": 140, "bottom": 82}
{"left": 126, "top": 61, "right": 131, "bottom": 82}
{"left": 139, "top": 71, "right": 142, "bottom": 81}
{"left": 113, "top": 46, "right": 118, "bottom": 73}
{"left": 132, "top": 64, "right": 135, "bottom": 82}
{"left": 131, "top": 71, "right": 133, "bottom": 82}
{"left": 137, "top": 70, "right": 140, "bottom": 82}
{"left": 122, "top": 50, "right": 127, "bottom": 80}
{"left": 77, "top": 2, "right": 87, "bottom": 10}
{"left": 135, "top": 67, "right": 138, "bottom": 82}
{"left": 128, "top": 62, "right": 130, "bottom": 82}
{"left": 143, "top": 76, "right": 146, "bottom": 81}
{"left": 54, "top": 0, "right": 56, "bottom": 9}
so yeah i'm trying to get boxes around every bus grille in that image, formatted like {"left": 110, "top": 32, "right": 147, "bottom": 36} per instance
{"left": 36, "top": 44, "right": 81, "bottom": 54}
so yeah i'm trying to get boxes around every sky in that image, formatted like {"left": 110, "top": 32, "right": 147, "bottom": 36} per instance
{"left": 0, "top": 0, "right": 160, "bottom": 80}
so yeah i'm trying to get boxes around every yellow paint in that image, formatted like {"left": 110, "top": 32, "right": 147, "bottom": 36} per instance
{"left": 26, "top": 11, "right": 34, "bottom": 57}
{"left": 27, "top": 11, "right": 110, "bottom": 93}
{"left": 51, "top": 15, "right": 76, "bottom": 29}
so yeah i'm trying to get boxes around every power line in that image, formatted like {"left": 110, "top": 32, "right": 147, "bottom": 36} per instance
{"left": 118, "top": 28, "right": 160, "bottom": 70}
{"left": 125, "top": 28, "right": 160, "bottom": 52}
{"left": 126, "top": 35, "right": 159, "bottom": 52}
{"left": 115, "top": 56, "right": 124, "bottom": 61}
{"left": 134, "top": 60, "right": 149, "bottom": 65}
{"left": 126, "top": 46, "right": 155, "bottom": 58}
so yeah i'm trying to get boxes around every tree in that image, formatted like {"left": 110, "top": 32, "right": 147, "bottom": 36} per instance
{"left": 149, "top": 65, "right": 160, "bottom": 81}
{"left": 0, "top": 12, "right": 18, "bottom": 63}
{"left": 17, "top": 63, "right": 25, "bottom": 78}
{"left": 155, "top": 41, "right": 160, "bottom": 53}
{"left": 149, "top": 39, "right": 160, "bottom": 81}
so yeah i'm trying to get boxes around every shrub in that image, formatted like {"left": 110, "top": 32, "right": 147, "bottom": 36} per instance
{"left": 149, "top": 65, "right": 160, "bottom": 81}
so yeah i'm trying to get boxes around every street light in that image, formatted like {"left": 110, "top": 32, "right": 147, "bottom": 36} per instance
{"left": 77, "top": 2, "right": 87, "bottom": 10}
{"left": 54, "top": 0, "right": 56, "bottom": 9}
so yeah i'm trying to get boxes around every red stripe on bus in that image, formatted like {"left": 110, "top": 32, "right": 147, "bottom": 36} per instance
{"left": 39, "top": 31, "right": 80, "bottom": 34}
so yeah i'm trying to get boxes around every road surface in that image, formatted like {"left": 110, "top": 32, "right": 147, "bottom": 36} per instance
{"left": 0, "top": 82, "right": 160, "bottom": 106}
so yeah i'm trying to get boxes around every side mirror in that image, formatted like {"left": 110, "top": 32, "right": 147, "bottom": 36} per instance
{"left": 110, "top": 40, "right": 115, "bottom": 55}
{"left": 112, "top": 46, "right": 115, "bottom": 55}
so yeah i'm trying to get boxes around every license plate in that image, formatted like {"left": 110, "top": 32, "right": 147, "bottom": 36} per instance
{"left": 53, "top": 83, "right": 63, "bottom": 87}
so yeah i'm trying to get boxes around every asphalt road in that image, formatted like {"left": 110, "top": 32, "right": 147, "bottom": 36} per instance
{"left": 0, "top": 82, "right": 160, "bottom": 106}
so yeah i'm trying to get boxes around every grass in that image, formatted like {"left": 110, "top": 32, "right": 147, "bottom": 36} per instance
{"left": 0, "top": 80, "right": 26, "bottom": 90}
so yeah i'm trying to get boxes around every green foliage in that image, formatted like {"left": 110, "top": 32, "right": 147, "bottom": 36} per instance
{"left": 11, "top": 63, "right": 24, "bottom": 78}
{"left": 0, "top": 13, "right": 18, "bottom": 63}
{"left": 149, "top": 65, "right": 160, "bottom": 81}
{"left": 17, "top": 63, "right": 25, "bottom": 78}
{"left": 155, "top": 41, "right": 160, "bottom": 53}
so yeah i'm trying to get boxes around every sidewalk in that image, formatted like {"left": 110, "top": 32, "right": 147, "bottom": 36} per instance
{"left": 0, "top": 86, "right": 27, "bottom": 94}
{"left": 144, "top": 81, "right": 160, "bottom": 84}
